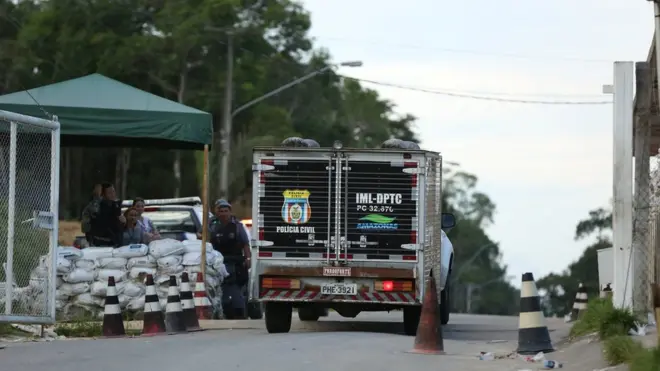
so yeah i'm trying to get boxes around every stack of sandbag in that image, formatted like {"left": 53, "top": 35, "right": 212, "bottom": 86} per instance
{"left": 23, "top": 239, "right": 228, "bottom": 318}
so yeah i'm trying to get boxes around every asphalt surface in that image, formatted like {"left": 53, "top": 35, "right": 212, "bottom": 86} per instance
{"left": 1, "top": 312, "right": 574, "bottom": 371}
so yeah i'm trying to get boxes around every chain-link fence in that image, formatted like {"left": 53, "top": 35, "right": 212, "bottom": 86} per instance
{"left": 0, "top": 110, "right": 60, "bottom": 324}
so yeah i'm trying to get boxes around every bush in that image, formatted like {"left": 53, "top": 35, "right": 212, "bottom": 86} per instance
{"left": 630, "top": 347, "right": 660, "bottom": 371}
{"left": 603, "top": 335, "right": 644, "bottom": 365}
{"left": 569, "top": 298, "right": 638, "bottom": 339}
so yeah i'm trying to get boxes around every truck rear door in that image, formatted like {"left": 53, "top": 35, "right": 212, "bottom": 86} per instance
{"left": 256, "top": 156, "right": 335, "bottom": 259}
{"left": 340, "top": 157, "right": 419, "bottom": 262}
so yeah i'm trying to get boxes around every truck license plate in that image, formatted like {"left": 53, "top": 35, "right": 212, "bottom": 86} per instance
{"left": 321, "top": 283, "right": 357, "bottom": 295}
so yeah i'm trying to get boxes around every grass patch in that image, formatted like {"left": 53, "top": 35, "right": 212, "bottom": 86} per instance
{"left": 53, "top": 313, "right": 140, "bottom": 338}
{"left": 630, "top": 347, "right": 660, "bottom": 371}
{"left": 0, "top": 323, "right": 29, "bottom": 336}
{"left": 569, "top": 298, "right": 638, "bottom": 340}
{"left": 603, "top": 335, "right": 644, "bottom": 365}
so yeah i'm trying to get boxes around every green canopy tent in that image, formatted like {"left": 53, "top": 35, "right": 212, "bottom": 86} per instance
{"left": 0, "top": 73, "right": 213, "bottom": 149}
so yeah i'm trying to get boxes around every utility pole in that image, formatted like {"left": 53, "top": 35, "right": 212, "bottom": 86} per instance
{"left": 219, "top": 31, "right": 234, "bottom": 199}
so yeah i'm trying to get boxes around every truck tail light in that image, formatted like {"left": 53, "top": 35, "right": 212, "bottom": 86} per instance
{"left": 375, "top": 280, "right": 413, "bottom": 292}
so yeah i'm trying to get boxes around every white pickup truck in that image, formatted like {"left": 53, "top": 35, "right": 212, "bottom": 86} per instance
{"left": 248, "top": 140, "right": 456, "bottom": 335}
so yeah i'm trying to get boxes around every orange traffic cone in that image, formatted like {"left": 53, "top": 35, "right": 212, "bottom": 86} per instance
{"left": 194, "top": 272, "right": 213, "bottom": 320}
{"left": 409, "top": 274, "right": 444, "bottom": 355}
{"left": 165, "top": 275, "right": 187, "bottom": 334}
{"left": 180, "top": 272, "right": 202, "bottom": 332}
{"left": 141, "top": 274, "right": 166, "bottom": 336}
{"left": 102, "top": 276, "right": 125, "bottom": 337}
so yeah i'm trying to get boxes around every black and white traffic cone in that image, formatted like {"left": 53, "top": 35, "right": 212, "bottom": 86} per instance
{"left": 141, "top": 274, "right": 166, "bottom": 336}
{"left": 102, "top": 276, "right": 125, "bottom": 337}
{"left": 164, "top": 275, "right": 187, "bottom": 334}
{"left": 570, "top": 283, "right": 588, "bottom": 320}
{"left": 517, "top": 272, "right": 554, "bottom": 355}
{"left": 180, "top": 272, "right": 202, "bottom": 332}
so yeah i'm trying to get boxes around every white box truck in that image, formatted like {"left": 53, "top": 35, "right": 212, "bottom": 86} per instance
{"left": 248, "top": 141, "right": 456, "bottom": 335}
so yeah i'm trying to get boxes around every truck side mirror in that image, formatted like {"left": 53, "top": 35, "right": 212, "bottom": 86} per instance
{"left": 441, "top": 213, "right": 456, "bottom": 229}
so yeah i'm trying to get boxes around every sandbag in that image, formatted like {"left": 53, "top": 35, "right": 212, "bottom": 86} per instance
{"left": 55, "top": 276, "right": 64, "bottom": 288}
{"left": 97, "top": 269, "right": 127, "bottom": 282}
{"left": 62, "top": 268, "right": 97, "bottom": 283}
{"left": 155, "top": 275, "right": 171, "bottom": 286}
{"left": 113, "top": 244, "right": 148, "bottom": 258}
{"left": 72, "top": 293, "right": 104, "bottom": 307}
{"left": 80, "top": 247, "right": 114, "bottom": 260}
{"left": 159, "top": 297, "right": 167, "bottom": 308}
{"left": 118, "top": 294, "right": 130, "bottom": 308}
{"left": 183, "top": 265, "right": 218, "bottom": 276}
{"left": 57, "top": 246, "right": 83, "bottom": 260}
{"left": 123, "top": 281, "right": 145, "bottom": 297}
{"left": 129, "top": 267, "right": 157, "bottom": 279}
{"left": 157, "top": 255, "right": 183, "bottom": 269}
{"left": 160, "top": 264, "right": 184, "bottom": 275}
{"left": 126, "top": 255, "right": 156, "bottom": 269}
{"left": 75, "top": 259, "right": 96, "bottom": 270}
{"left": 58, "top": 283, "right": 90, "bottom": 296}
{"left": 90, "top": 280, "right": 127, "bottom": 296}
{"left": 56, "top": 257, "right": 72, "bottom": 274}
{"left": 181, "top": 251, "right": 217, "bottom": 266}
{"left": 55, "top": 292, "right": 70, "bottom": 301}
{"left": 97, "top": 257, "right": 128, "bottom": 270}
{"left": 148, "top": 239, "right": 184, "bottom": 259}
{"left": 181, "top": 240, "right": 213, "bottom": 254}
{"left": 127, "top": 295, "right": 145, "bottom": 310}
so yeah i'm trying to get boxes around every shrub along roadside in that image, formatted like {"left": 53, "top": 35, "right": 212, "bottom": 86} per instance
{"left": 569, "top": 298, "right": 637, "bottom": 340}
{"left": 569, "top": 297, "right": 658, "bottom": 370}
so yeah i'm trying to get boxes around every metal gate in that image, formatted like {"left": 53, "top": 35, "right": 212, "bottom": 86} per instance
{"left": 0, "top": 110, "right": 60, "bottom": 324}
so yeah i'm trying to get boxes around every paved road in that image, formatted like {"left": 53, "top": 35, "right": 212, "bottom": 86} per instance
{"left": 1, "top": 312, "right": 573, "bottom": 371}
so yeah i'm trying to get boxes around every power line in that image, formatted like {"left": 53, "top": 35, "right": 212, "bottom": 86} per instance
{"left": 225, "top": 42, "right": 612, "bottom": 103}
{"left": 314, "top": 36, "right": 615, "bottom": 64}
{"left": 339, "top": 75, "right": 613, "bottom": 105}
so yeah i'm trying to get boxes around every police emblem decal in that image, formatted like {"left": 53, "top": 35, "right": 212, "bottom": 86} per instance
{"left": 281, "top": 189, "right": 312, "bottom": 225}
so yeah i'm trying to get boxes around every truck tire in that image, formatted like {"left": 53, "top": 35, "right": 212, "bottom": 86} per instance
{"left": 403, "top": 306, "right": 422, "bottom": 336}
{"left": 265, "top": 302, "right": 292, "bottom": 333}
{"left": 298, "top": 307, "right": 321, "bottom": 322}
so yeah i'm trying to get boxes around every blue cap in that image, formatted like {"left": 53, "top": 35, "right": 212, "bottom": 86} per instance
{"left": 214, "top": 199, "right": 232, "bottom": 209}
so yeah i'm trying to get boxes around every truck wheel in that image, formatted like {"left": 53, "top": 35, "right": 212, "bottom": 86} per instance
{"left": 298, "top": 307, "right": 321, "bottom": 321}
{"left": 265, "top": 302, "right": 292, "bottom": 333}
{"left": 440, "top": 288, "right": 450, "bottom": 325}
{"left": 403, "top": 306, "right": 421, "bottom": 336}
{"left": 247, "top": 301, "right": 263, "bottom": 320}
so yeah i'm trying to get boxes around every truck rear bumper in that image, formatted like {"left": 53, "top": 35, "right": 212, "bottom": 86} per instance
{"left": 260, "top": 289, "right": 419, "bottom": 305}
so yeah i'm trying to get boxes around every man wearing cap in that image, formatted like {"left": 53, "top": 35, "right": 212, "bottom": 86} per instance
{"left": 209, "top": 199, "right": 252, "bottom": 319}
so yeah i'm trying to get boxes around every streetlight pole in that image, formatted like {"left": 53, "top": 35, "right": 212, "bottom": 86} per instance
{"left": 452, "top": 241, "right": 499, "bottom": 283}
{"left": 217, "top": 60, "right": 363, "bottom": 199}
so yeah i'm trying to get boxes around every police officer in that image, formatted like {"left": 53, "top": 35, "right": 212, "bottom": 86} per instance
{"left": 208, "top": 199, "right": 251, "bottom": 319}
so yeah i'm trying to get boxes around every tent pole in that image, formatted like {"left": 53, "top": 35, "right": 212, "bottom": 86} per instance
{"left": 201, "top": 145, "right": 209, "bottom": 279}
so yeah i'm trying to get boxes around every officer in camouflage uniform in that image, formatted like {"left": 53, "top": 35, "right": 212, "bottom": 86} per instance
{"left": 80, "top": 183, "right": 102, "bottom": 245}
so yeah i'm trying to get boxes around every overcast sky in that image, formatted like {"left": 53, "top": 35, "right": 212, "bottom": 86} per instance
{"left": 301, "top": 0, "right": 653, "bottom": 285}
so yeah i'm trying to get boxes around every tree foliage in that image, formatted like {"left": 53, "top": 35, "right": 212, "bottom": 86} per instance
{"left": 0, "top": 0, "right": 419, "bottom": 217}
{"left": 537, "top": 207, "right": 612, "bottom": 317}
{"left": 443, "top": 163, "right": 519, "bottom": 315}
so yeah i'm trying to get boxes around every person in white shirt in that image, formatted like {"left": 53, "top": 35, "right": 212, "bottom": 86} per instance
{"left": 132, "top": 197, "right": 161, "bottom": 241}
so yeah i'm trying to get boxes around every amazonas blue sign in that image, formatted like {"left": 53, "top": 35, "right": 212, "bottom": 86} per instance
{"left": 357, "top": 214, "right": 398, "bottom": 230}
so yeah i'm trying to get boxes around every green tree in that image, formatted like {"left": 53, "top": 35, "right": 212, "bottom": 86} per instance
{"left": 444, "top": 163, "right": 519, "bottom": 315}
{"left": 537, "top": 207, "right": 612, "bottom": 317}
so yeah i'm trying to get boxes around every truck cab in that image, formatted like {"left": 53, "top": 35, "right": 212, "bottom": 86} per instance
{"left": 249, "top": 140, "right": 455, "bottom": 335}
